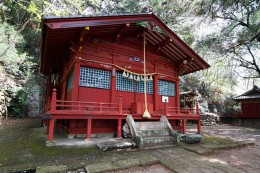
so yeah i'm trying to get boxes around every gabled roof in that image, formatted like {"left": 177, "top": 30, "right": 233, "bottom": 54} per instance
{"left": 234, "top": 85, "right": 260, "bottom": 101}
{"left": 41, "top": 13, "right": 210, "bottom": 75}
{"left": 180, "top": 91, "right": 198, "bottom": 97}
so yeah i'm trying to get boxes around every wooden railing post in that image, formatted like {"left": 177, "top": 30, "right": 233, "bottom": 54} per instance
{"left": 118, "top": 94, "right": 122, "bottom": 114}
{"left": 164, "top": 102, "right": 168, "bottom": 115}
{"left": 50, "top": 88, "right": 57, "bottom": 112}
{"left": 99, "top": 104, "right": 102, "bottom": 112}
{"left": 196, "top": 102, "right": 200, "bottom": 116}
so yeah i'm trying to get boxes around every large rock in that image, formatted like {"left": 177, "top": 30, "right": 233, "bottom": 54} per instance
{"left": 97, "top": 141, "right": 135, "bottom": 151}
{"left": 178, "top": 134, "right": 202, "bottom": 144}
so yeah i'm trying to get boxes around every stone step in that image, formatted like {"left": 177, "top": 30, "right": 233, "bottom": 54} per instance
{"left": 138, "top": 136, "right": 175, "bottom": 149}
{"left": 137, "top": 129, "right": 170, "bottom": 137}
{"left": 135, "top": 121, "right": 168, "bottom": 130}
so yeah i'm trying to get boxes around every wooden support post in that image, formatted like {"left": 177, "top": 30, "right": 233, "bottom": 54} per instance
{"left": 50, "top": 88, "right": 57, "bottom": 112}
{"left": 117, "top": 119, "right": 122, "bottom": 138}
{"left": 110, "top": 67, "right": 116, "bottom": 103}
{"left": 197, "top": 120, "right": 201, "bottom": 134}
{"left": 46, "top": 119, "right": 49, "bottom": 134}
{"left": 72, "top": 60, "right": 80, "bottom": 101}
{"left": 176, "top": 78, "right": 180, "bottom": 115}
{"left": 118, "top": 94, "right": 122, "bottom": 114}
{"left": 196, "top": 102, "right": 201, "bottom": 133}
{"left": 86, "top": 118, "right": 92, "bottom": 139}
{"left": 196, "top": 102, "right": 200, "bottom": 115}
{"left": 48, "top": 119, "right": 55, "bottom": 142}
{"left": 153, "top": 75, "right": 159, "bottom": 111}
{"left": 164, "top": 102, "right": 168, "bottom": 115}
{"left": 182, "top": 119, "right": 186, "bottom": 134}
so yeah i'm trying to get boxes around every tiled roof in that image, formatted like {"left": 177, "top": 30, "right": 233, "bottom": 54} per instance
{"left": 234, "top": 85, "right": 260, "bottom": 101}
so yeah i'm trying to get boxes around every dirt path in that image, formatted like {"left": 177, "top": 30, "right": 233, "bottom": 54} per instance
{"left": 189, "top": 125, "right": 260, "bottom": 173}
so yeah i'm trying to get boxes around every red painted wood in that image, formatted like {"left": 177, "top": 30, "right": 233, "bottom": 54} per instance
{"left": 110, "top": 67, "right": 116, "bottom": 103}
{"left": 164, "top": 102, "right": 168, "bottom": 115}
{"left": 87, "top": 118, "right": 92, "bottom": 139}
{"left": 48, "top": 119, "right": 55, "bottom": 142}
{"left": 131, "top": 102, "right": 153, "bottom": 114}
{"left": 182, "top": 119, "right": 186, "bottom": 134}
{"left": 154, "top": 75, "right": 159, "bottom": 111}
{"left": 241, "top": 102, "right": 260, "bottom": 117}
{"left": 176, "top": 78, "right": 180, "bottom": 112}
{"left": 72, "top": 61, "right": 80, "bottom": 101}
{"left": 42, "top": 19, "right": 207, "bottom": 139}
{"left": 50, "top": 88, "right": 57, "bottom": 112}
{"left": 117, "top": 119, "right": 122, "bottom": 138}
{"left": 78, "top": 87, "right": 110, "bottom": 103}
{"left": 197, "top": 120, "right": 201, "bottom": 134}
{"left": 118, "top": 95, "right": 122, "bottom": 114}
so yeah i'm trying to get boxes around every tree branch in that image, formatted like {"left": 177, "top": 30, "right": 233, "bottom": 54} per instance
{"left": 0, "top": 15, "right": 31, "bottom": 58}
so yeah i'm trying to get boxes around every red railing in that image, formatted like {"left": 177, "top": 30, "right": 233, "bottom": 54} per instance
{"left": 164, "top": 102, "right": 200, "bottom": 117}
{"left": 46, "top": 88, "right": 122, "bottom": 114}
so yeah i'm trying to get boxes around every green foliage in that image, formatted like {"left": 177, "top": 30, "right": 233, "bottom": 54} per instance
{"left": 8, "top": 89, "right": 29, "bottom": 118}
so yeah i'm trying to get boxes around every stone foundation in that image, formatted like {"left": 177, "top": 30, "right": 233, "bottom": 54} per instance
{"left": 237, "top": 118, "right": 260, "bottom": 128}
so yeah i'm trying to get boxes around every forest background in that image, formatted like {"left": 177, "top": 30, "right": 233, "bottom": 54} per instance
{"left": 0, "top": 0, "right": 259, "bottom": 118}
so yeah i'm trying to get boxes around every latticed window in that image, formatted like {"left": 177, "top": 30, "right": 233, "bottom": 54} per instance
{"left": 67, "top": 70, "right": 74, "bottom": 92}
{"left": 158, "top": 80, "right": 175, "bottom": 96}
{"left": 116, "top": 72, "right": 134, "bottom": 92}
{"left": 116, "top": 72, "right": 153, "bottom": 93}
{"left": 79, "top": 67, "right": 111, "bottom": 89}
{"left": 136, "top": 80, "right": 153, "bottom": 94}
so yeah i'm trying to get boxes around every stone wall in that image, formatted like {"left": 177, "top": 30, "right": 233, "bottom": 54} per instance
{"left": 237, "top": 118, "right": 260, "bottom": 129}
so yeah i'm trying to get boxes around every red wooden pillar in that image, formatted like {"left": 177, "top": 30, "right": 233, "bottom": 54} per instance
{"left": 110, "top": 67, "right": 116, "bottom": 103}
{"left": 153, "top": 75, "right": 159, "bottom": 111}
{"left": 86, "top": 118, "right": 92, "bottom": 139}
{"left": 164, "top": 102, "right": 168, "bottom": 115}
{"left": 72, "top": 60, "right": 80, "bottom": 101}
{"left": 197, "top": 120, "right": 201, "bottom": 134}
{"left": 118, "top": 94, "right": 122, "bottom": 114}
{"left": 182, "top": 119, "right": 186, "bottom": 134}
{"left": 117, "top": 118, "right": 122, "bottom": 138}
{"left": 50, "top": 88, "right": 57, "bottom": 112}
{"left": 48, "top": 119, "right": 55, "bottom": 142}
{"left": 175, "top": 78, "right": 180, "bottom": 115}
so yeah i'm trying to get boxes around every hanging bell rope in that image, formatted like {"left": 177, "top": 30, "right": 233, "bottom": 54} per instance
{"left": 143, "top": 33, "right": 151, "bottom": 119}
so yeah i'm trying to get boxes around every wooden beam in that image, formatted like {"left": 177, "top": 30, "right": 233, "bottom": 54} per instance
{"left": 114, "top": 23, "right": 130, "bottom": 42}
{"left": 79, "top": 26, "right": 90, "bottom": 42}
{"left": 154, "top": 37, "right": 172, "bottom": 53}
{"left": 78, "top": 26, "right": 90, "bottom": 51}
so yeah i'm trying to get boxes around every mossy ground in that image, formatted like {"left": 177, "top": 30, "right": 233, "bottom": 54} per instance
{"left": 0, "top": 118, "right": 102, "bottom": 172}
{"left": 0, "top": 118, "right": 249, "bottom": 172}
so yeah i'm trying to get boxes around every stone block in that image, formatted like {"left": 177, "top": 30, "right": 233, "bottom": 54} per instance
{"left": 46, "top": 141, "right": 55, "bottom": 146}
{"left": 113, "top": 158, "right": 140, "bottom": 170}
{"left": 85, "top": 162, "right": 114, "bottom": 173}
{"left": 138, "top": 156, "right": 160, "bottom": 166}
{"left": 36, "top": 165, "right": 67, "bottom": 173}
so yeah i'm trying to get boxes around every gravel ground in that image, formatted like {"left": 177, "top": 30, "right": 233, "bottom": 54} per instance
{"left": 189, "top": 124, "right": 260, "bottom": 173}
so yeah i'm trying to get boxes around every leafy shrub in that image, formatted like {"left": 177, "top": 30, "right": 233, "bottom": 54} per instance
{"left": 8, "top": 89, "right": 29, "bottom": 118}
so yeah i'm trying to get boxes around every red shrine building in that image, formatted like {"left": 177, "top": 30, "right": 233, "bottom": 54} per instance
{"left": 234, "top": 85, "right": 260, "bottom": 128}
{"left": 41, "top": 13, "right": 210, "bottom": 143}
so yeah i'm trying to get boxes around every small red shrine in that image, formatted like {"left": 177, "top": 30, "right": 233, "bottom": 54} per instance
{"left": 41, "top": 13, "right": 210, "bottom": 142}
{"left": 234, "top": 85, "right": 260, "bottom": 127}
